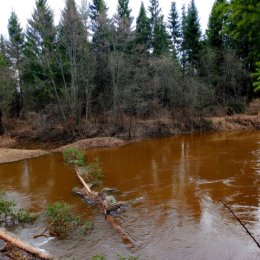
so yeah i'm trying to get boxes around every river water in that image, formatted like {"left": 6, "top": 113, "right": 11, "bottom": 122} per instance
{"left": 1, "top": 131, "right": 260, "bottom": 260}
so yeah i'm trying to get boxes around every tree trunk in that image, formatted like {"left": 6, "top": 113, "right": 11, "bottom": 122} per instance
{"left": 75, "top": 167, "right": 135, "bottom": 247}
{"left": 0, "top": 228, "right": 56, "bottom": 260}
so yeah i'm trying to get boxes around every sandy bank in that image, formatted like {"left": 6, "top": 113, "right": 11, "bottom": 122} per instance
{"left": 0, "top": 148, "right": 48, "bottom": 164}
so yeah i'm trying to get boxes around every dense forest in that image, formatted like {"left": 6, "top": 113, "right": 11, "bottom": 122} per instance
{"left": 0, "top": 0, "right": 259, "bottom": 138}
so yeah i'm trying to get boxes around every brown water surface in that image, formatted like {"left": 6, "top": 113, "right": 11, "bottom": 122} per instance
{"left": 1, "top": 131, "right": 260, "bottom": 259}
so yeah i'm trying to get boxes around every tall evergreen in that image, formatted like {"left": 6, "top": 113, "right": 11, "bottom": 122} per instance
{"left": 7, "top": 11, "right": 24, "bottom": 71}
{"left": 227, "top": 0, "right": 260, "bottom": 71}
{"left": 180, "top": 5, "right": 187, "bottom": 71}
{"left": 136, "top": 2, "right": 150, "bottom": 49}
{"left": 0, "top": 35, "right": 12, "bottom": 115}
{"left": 90, "top": 0, "right": 112, "bottom": 113}
{"left": 207, "top": 0, "right": 228, "bottom": 49}
{"left": 90, "top": 0, "right": 108, "bottom": 31}
{"left": 153, "top": 16, "right": 169, "bottom": 56}
{"left": 182, "top": 0, "right": 201, "bottom": 69}
{"left": 168, "top": 2, "right": 181, "bottom": 57}
{"left": 115, "top": 0, "right": 133, "bottom": 48}
{"left": 24, "top": 0, "right": 57, "bottom": 109}
{"left": 148, "top": 0, "right": 169, "bottom": 55}
{"left": 117, "top": 0, "right": 131, "bottom": 20}
{"left": 7, "top": 11, "right": 25, "bottom": 117}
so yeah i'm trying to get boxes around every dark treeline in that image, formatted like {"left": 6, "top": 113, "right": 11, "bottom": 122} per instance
{"left": 0, "top": 0, "right": 259, "bottom": 135}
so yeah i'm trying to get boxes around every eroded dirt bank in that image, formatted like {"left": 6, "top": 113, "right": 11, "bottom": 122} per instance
{"left": 0, "top": 114, "right": 259, "bottom": 164}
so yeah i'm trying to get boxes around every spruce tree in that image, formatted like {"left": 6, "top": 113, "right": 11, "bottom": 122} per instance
{"left": 90, "top": 0, "right": 112, "bottom": 113}
{"left": 182, "top": 0, "right": 201, "bottom": 69}
{"left": 227, "top": 0, "right": 260, "bottom": 71}
{"left": 0, "top": 35, "right": 12, "bottom": 116}
{"left": 207, "top": 0, "right": 228, "bottom": 49}
{"left": 7, "top": 11, "right": 24, "bottom": 117}
{"left": 168, "top": 2, "right": 181, "bottom": 57}
{"left": 115, "top": 0, "right": 133, "bottom": 49}
{"left": 180, "top": 5, "right": 187, "bottom": 71}
{"left": 148, "top": 0, "right": 169, "bottom": 55}
{"left": 90, "top": 0, "right": 108, "bottom": 31}
{"left": 136, "top": 2, "right": 150, "bottom": 49}
{"left": 117, "top": 0, "right": 131, "bottom": 19}
{"left": 153, "top": 16, "right": 169, "bottom": 56}
{"left": 24, "top": 0, "right": 57, "bottom": 109}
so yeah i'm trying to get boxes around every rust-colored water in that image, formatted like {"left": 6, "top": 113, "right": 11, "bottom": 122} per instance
{"left": 1, "top": 131, "right": 260, "bottom": 259}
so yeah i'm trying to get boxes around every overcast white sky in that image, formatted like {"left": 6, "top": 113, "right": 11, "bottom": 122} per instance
{"left": 0, "top": 0, "right": 214, "bottom": 37}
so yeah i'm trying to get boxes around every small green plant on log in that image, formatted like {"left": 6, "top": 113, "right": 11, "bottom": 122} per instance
{"left": 63, "top": 147, "right": 103, "bottom": 186}
{"left": 78, "top": 158, "right": 103, "bottom": 186}
{"left": 45, "top": 201, "right": 94, "bottom": 238}
{"left": 63, "top": 147, "right": 85, "bottom": 166}
{"left": 0, "top": 192, "right": 36, "bottom": 224}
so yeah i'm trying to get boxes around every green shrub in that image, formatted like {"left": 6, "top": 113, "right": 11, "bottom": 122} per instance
{"left": 0, "top": 192, "right": 36, "bottom": 224}
{"left": 45, "top": 201, "right": 96, "bottom": 239}
{"left": 63, "top": 147, "right": 86, "bottom": 166}
{"left": 46, "top": 201, "right": 81, "bottom": 238}
{"left": 15, "top": 209, "right": 37, "bottom": 224}
{"left": 85, "top": 158, "right": 103, "bottom": 186}
{"left": 77, "top": 158, "right": 103, "bottom": 186}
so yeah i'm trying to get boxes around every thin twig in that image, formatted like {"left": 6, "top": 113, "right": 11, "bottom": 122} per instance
{"left": 219, "top": 200, "right": 260, "bottom": 249}
{"left": 33, "top": 211, "right": 63, "bottom": 239}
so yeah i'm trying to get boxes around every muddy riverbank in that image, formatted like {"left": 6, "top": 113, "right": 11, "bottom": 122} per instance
{"left": 0, "top": 114, "right": 259, "bottom": 163}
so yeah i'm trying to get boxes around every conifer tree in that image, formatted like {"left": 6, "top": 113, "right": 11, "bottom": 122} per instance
{"left": 90, "top": 0, "right": 112, "bottom": 113}
{"left": 0, "top": 35, "right": 12, "bottom": 116}
{"left": 136, "top": 2, "right": 150, "bottom": 49}
{"left": 180, "top": 5, "right": 187, "bottom": 71}
{"left": 117, "top": 0, "right": 131, "bottom": 20}
{"left": 168, "top": 2, "right": 181, "bottom": 57}
{"left": 24, "top": 0, "right": 57, "bottom": 110}
{"left": 7, "top": 11, "right": 24, "bottom": 117}
{"left": 148, "top": 0, "right": 169, "bottom": 55}
{"left": 115, "top": 0, "right": 133, "bottom": 48}
{"left": 227, "top": 0, "right": 260, "bottom": 71}
{"left": 207, "top": 0, "right": 228, "bottom": 49}
{"left": 90, "top": 0, "right": 108, "bottom": 31}
{"left": 182, "top": 0, "right": 201, "bottom": 69}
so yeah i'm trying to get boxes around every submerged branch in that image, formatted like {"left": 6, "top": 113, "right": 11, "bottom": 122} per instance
{"left": 219, "top": 200, "right": 260, "bottom": 249}
{"left": 74, "top": 167, "right": 135, "bottom": 248}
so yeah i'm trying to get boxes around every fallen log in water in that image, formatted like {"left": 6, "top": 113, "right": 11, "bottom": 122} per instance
{"left": 75, "top": 167, "right": 135, "bottom": 247}
{"left": 0, "top": 228, "right": 56, "bottom": 259}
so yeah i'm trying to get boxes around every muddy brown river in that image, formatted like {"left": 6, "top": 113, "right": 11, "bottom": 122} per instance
{"left": 1, "top": 131, "right": 260, "bottom": 260}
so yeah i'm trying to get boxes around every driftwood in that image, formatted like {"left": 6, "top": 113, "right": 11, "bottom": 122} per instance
{"left": 75, "top": 167, "right": 135, "bottom": 247}
{"left": 219, "top": 200, "right": 260, "bottom": 249}
{"left": 0, "top": 228, "right": 56, "bottom": 259}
